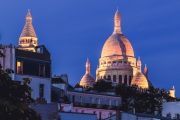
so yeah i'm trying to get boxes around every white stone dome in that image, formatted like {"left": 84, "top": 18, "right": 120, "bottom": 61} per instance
{"left": 101, "top": 33, "right": 134, "bottom": 58}
{"left": 79, "top": 59, "right": 95, "bottom": 88}
{"left": 131, "top": 72, "right": 149, "bottom": 89}
{"left": 80, "top": 73, "right": 95, "bottom": 88}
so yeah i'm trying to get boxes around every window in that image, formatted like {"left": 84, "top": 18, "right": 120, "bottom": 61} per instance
{"left": 107, "top": 75, "right": 111, "bottom": 81}
{"left": 124, "top": 75, "right": 127, "bottom": 85}
{"left": 129, "top": 76, "right": 132, "bottom": 85}
{"left": 99, "top": 112, "right": 102, "bottom": 120}
{"left": 119, "top": 75, "right": 122, "bottom": 84}
{"left": 103, "top": 76, "right": 106, "bottom": 80}
{"left": 39, "top": 64, "right": 45, "bottom": 77}
{"left": 39, "top": 84, "right": 44, "bottom": 98}
{"left": 113, "top": 75, "right": 116, "bottom": 82}
{"left": 118, "top": 61, "right": 122, "bottom": 64}
{"left": 16, "top": 61, "right": 23, "bottom": 74}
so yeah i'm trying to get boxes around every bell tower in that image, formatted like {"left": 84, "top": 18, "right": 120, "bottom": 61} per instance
{"left": 19, "top": 10, "right": 38, "bottom": 52}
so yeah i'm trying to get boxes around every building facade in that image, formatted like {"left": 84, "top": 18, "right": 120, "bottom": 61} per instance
{"left": 0, "top": 10, "right": 51, "bottom": 103}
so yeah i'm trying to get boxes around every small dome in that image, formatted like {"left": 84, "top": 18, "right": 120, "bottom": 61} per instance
{"left": 131, "top": 72, "right": 149, "bottom": 89}
{"left": 80, "top": 74, "right": 95, "bottom": 88}
{"left": 79, "top": 58, "right": 95, "bottom": 88}
{"left": 101, "top": 33, "right": 134, "bottom": 58}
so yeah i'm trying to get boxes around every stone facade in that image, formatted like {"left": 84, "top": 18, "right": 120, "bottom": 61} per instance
{"left": 61, "top": 103, "right": 117, "bottom": 119}
{"left": 0, "top": 45, "right": 51, "bottom": 103}
{"left": 0, "top": 10, "right": 52, "bottom": 103}
{"left": 67, "top": 91, "right": 121, "bottom": 108}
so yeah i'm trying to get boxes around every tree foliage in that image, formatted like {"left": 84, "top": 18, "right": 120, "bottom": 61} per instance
{"left": 93, "top": 80, "right": 112, "bottom": 92}
{"left": 0, "top": 66, "right": 41, "bottom": 120}
{"left": 115, "top": 84, "right": 176, "bottom": 114}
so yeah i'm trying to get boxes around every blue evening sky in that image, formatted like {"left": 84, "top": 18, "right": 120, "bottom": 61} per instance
{"left": 0, "top": 0, "right": 180, "bottom": 96}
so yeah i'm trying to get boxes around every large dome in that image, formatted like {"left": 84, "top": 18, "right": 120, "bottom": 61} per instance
{"left": 131, "top": 72, "right": 149, "bottom": 89}
{"left": 101, "top": 33, "right": 134, "bottom": 58}
{"left": 101, "top": 10, "right": 134, "bottom": 58}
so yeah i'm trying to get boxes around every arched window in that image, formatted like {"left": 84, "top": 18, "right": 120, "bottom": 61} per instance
{"left": 119, "top": 75, "right": 122, "bottom": 84}
{"left": 103, "top": 76, "right": 106, "bottom": 80}
{"left": 124, "top": 75, "right": 127, "bottom": 85}
{"left": 113, "top": 75, "right": 116, "bottom": 82}
{"left": 107, "top": 75, "right": 111, "bottom": 81}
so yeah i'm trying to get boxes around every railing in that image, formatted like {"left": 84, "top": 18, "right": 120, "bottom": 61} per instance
{"left": 73, "top": 102, "right": 120, "bottom": 110}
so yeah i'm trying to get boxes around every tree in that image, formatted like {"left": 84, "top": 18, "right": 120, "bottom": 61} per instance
{"left": 115, "top": 84, "right": 175, "bottom": 114}
{"left": 0, "top": 66, "right": 41, "bottom": 120}
{"left": 93, "top": 80, "right": 112, "bottom": 92}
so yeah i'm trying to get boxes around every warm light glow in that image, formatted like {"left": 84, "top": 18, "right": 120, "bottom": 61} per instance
{"left": 169, "top": 86, "right": 175, "bottom": 98}
{"left": 18, "top": 10, "right": 38, "bottom": 52}
{"left": 16, "top": 61, "right": 23, "bottom": 74}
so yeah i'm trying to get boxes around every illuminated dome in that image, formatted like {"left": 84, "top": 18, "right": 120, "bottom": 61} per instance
{"left": 80, "top": 59, "right": 95, "bottom": 88}
{"left": 131, "top": 72, "right": 149, "bottom": 89}
{"left": 131, "top": 58, "right": 149, "bottom": 89}
{"left": 101, "top": 10, "right": 134, "bottom": 58}
{"left": 101, "top": 33, "right": 123, "bottom": 57}
{"left": 101, "top": 33, "right": 134, "bottom": 57}
{"left": 80, "top": 74, "right": 95, "bottom": 88}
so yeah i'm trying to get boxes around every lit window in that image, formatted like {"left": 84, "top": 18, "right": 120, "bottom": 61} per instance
{"left": 16, "top": 61, "right": 23, "bottom": 74}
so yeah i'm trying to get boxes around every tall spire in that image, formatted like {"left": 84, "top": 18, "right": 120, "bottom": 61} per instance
{"left": 137, "top": 57, "right": 142, "bottom": 72}
{"left": 114, "top": 9, "right": 122, "bottom": 34}
{"left": 20, "top": 10, "right": 37, "bottom": 38}
{"left": 86, "top": 58, "right": 90, "bottom": 74}
{"left": 19, "top": 10, "right": 38, "bottom": 52}
{"left": 26, "top": 9, "right": 32, "bottom": 22}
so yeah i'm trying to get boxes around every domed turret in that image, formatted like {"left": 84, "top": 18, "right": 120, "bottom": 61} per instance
{"left": 131, "top": 58, "right": 149, "bottom": 89}
{"left": 80, "top": 58, "right": 95, "bottom": 88}
{"left": 169, "top": 86, "right": 175, "bottom": 98}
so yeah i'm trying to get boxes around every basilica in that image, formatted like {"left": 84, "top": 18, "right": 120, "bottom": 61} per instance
{"left": 0, "top": 8, "right": 177, "bottom": 120}
{"left": 80, "top": 10, "right": 150, "bottom": 89}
